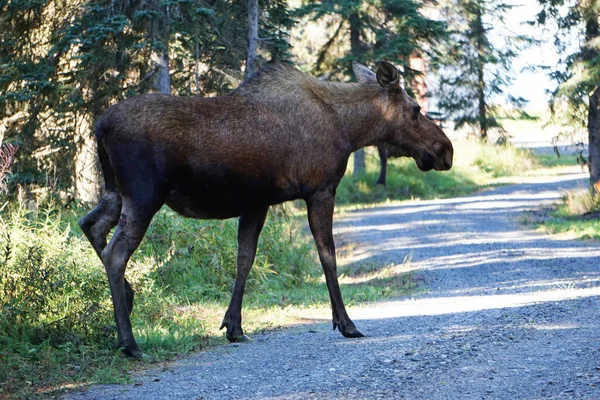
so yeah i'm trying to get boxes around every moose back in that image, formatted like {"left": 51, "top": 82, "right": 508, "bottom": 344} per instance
{"left": 79, "top": 61, "right": 453, "bottom": 358}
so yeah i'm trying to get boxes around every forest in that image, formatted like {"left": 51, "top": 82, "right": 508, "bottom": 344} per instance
{"left": 0, "top": 0, "right": 599, "bottom": 398}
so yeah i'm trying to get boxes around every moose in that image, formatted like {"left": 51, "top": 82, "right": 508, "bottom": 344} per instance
{"left": 79, "top": 61, "right": 453, "bottom": 359}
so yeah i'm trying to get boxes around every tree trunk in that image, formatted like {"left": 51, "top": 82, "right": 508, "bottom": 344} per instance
{"left": 589, "top": 87, "right": 600, "bottom": 189}
{"left": 584, "top": 1, "right": 599, "bottom": 190}
{"left": 149, "top": 0, "right": 170, "bottom": 94}
{"left": 477, "top": 63, "right": 486, "bottom": 140}
{"left": 473, "top": 3, "right": 487, "bottom": 141}
{"left": 245, "top": 0, "right": 259, "bottom": 80}
{"left": 74, "top": 79, "right": 104, "bottom": 203}
{"left": 74, "top": 113, "right": 100, "bottom": 203}
{"left": 131, "top": 0, "right": 171, "bottom": 94}
{"left": 350, "top": 12, "right": 366, "bottom": 176}
{"left": 150, "top": 50, "right": 170, "bottom": 94}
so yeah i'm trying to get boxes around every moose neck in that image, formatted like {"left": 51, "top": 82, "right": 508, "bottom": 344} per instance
{"left": 311, "top": 81, "right": 390, "bottom": 151}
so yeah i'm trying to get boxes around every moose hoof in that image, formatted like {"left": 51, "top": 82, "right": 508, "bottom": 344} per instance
{"left": 341, "top": 327, "right": 365, "bottom": 338}
{"left": 229, "top": 333, "right": 251, "bottom": 343}
{"left": 120, "top": 344, "right": 147, "bottom": 360}
{"left": 220, "top": 313, "right": 249, "bottom": 343}
{"left": 334, "top": 322, "right": 365, "bottom": 338}
{"left": 225, "top": 329, "right": 250, "bottom": 343}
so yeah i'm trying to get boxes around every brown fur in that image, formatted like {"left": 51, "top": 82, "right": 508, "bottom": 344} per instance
{"left": 80, "top": 61, "right": 453, "bottom": 358}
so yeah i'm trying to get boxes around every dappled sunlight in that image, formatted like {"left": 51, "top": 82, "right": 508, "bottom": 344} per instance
{"left": 335, "top": 219, "right": 444, "bottom": 235}
{"left": 337, "top": 171, "right": 585, "bottom": 218}
{"left": 334, "top": 168, "right": 597, "bottom": 292}
{"left": 340, "top": 204, "right": 446, "bottom": 220}
{"left": 407, "top": 246, "right": 600, "bottom": 272}
{"left": 454, "top": 195, "right": 561, "bottom": 210}
{"left": 491, "top": 168, "right": 588, "bottom": 184}
{"left": 345, "top": 287, "right": 600, "bottom": 321}
{"left": 440, "top": 275, "right": 600, "bottom": 296}
{"left": 443, "top": 324, "right": 479, "bottom": 334}
{"left": 292, "top": 285, "right": 600, "bottom": 323}
{"left": 528, "top": 323, "right": 581, "bottom": 331}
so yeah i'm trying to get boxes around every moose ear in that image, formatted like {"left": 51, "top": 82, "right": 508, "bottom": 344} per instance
{"left": 352, "top": 61, "right": 377, "bottom": 84}
{"left": 376, "top": 61, "right": 400, "bottom": 89}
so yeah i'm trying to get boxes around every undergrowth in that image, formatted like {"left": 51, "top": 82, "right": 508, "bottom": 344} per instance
{"left": 537, "top": 189, "right": 600, "bottom": 240}
{"left": 0, "top": 201, "right": 319, "bottom": 398}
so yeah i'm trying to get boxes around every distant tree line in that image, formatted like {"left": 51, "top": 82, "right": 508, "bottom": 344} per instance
{"left": 0, "top": 0, "right": 598, "bottom": 201}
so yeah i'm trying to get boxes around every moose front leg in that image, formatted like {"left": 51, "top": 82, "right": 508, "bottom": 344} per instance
{"left": 307, "top": 189, "right": 364, "bottom": 338}
{"left": 220, "top": 207, "right": 269, "bottom": 342}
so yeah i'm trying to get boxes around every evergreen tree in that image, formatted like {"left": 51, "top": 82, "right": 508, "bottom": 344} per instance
{"left": 536, "top": 0, "right": 600, "bottom": 189}
{"left": 298, "top": 0, "right": 446, "bottom": 175}
{"left": 434, "top": 0, "right": 531, "bottom": 142}
{"left": 0, "top": 0, "right": 87, "bottom": 191}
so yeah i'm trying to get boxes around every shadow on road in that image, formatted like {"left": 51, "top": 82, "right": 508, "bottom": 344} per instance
{"left": 334, "top": 170, "right": 598, "bottom": 299}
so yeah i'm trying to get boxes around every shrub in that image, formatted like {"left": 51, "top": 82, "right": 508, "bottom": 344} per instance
{"left": 0, "top": 205, "right": 113, "bottom": 347}
{"left": 0, "top": 198, "right": 318, "bottom": 398}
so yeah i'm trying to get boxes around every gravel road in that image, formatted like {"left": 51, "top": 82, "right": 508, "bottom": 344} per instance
{"left": 66, "top": 168, "right": 600, "bottom": 400}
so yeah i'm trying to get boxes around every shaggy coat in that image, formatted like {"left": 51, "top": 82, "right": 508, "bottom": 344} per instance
{"left": 80, "top": 61, "right": 453, "bottom": 358}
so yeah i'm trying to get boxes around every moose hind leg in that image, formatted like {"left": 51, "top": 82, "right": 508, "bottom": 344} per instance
{"left": 80, "top": 192, "right": 135, "bottom": 315}
{"left": 307, "top": 189, "right": 364, "bottom": 338}
{"left": 100, "top": 198, "right": 161, "bottom": 359}
{"left": 220, "top": 207, "right": 269, "bottom": 342}
{"left": 79, "top": 191, "right": 122, "bottom": 258}
{"left": 376, "top": 145, "right": 388, "bottom": 186}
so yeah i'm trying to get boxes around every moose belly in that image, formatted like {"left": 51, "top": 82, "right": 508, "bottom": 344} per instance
{"left": 164, "top": 172, "right": 297, "bottom": 219}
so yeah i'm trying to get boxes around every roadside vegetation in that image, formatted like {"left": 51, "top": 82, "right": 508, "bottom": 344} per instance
{"left": 534, "top": 189, "right": 600, "bottom": 240}
{"left": 0, "top": 138, "right": 582, "bottom": 399}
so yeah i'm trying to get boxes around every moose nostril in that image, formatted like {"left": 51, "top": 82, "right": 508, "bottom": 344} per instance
{"left": 413, "top": 105, "right": 421, "bottom": 114}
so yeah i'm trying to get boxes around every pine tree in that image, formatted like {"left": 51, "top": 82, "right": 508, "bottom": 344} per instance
{"left": 434, "top": 0, "right": 531, "bottom": 142}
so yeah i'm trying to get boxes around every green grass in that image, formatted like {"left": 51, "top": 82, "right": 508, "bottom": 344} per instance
{"left": 535, "top": 189, "right": 600, "bottom": 240}
{"left": 0, "top": 202, "right": 309, "bottom": 398}
{"left": 535, "top": 153, "right": 581, "bottom": 167}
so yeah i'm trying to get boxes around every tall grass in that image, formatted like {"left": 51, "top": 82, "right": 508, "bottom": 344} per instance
{"left": 0, "top": 201, "right": 317, "bottom": 398}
